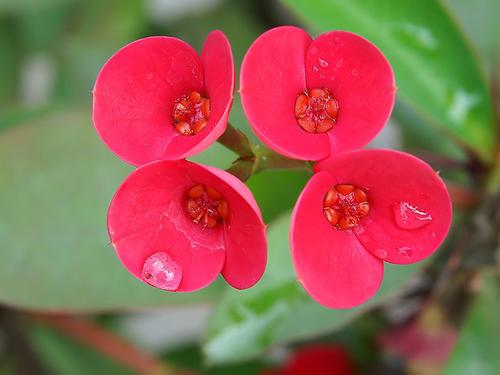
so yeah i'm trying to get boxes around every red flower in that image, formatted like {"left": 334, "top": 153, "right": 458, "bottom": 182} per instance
{"left": 240, "top": 26, "right": 395, "bottom": 161}
{"left": 108, "top": 160, "right": 267, "bottom": 291}
{"left": 262, "top": 345, "right": 354, "bottom": 375}
{"left": 291, "top": 150, "right": 452, "bottom": 308}
{"left": 93, "top": 31, "right": 234, "bottom": 166}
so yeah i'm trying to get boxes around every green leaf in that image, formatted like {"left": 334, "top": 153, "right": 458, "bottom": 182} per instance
{"left": 281, "top": 0, "right": 495, "bottom": 162}
{"left": 203, "top": 211, "right": 426, "bottom": 364}
{"left": 0, "top": 109, "right": 227, "bottom": 312}
{"left": 443, "top": 272, "right": 500, "bottom": 375}
{"left": 246, "top": 170, "right": 311, "bottom": 223}
{"left": 444, "top": 0, "right": 500, "bottom": 72}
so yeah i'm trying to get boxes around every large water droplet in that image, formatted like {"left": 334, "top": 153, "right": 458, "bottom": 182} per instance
{"left": 393, "top": 201, "right": 432, "bottom": 230}
{"left": 142, "top": 251, "right": 182, "bottom": 291}
{"left": 318, "top": 57, "right": 329, "bottom": 68}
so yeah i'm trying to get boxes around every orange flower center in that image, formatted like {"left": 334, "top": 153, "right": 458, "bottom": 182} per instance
{"left": 173, "top": 91, "right": 210, "bottom": 136}
{"left": 185, "top": 184, "right": 228, "bottom": 228}
{"left": 323, "top": 184, "right": 370, "bottom": 230}
{"left": 294, "top": 88, "right": 339, "bottom": 133}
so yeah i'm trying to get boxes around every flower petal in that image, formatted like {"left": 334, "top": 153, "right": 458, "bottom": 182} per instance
{"left": 166, "top": 30, "right": 235, "bottom": 158}
{"left": 240, "top": 26, "right": 330, "bottom": 160}
{"left": 197, "top": 165, "right": 267, "bottom": 289}
{"left": 305, "top": 31, "right": 396, "bottom": 155}
{"left": 108, "top": 160, "right": 225, "bottom": 292}
{"left": 291, "top": 171, "right": 384, "bottom": 308}
{"left": 93, "top": 36, "right": 204, "bottom": 166}
{"left": 316, "top": 150, "right": 452, "bottom": 264}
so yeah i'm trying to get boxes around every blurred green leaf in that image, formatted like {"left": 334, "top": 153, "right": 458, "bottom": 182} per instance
{"left": 444, "top": 0, "right": 500, "bottom": 73}
{"left": 0, "top": 21, "right": 18, "bottom": 109}
{"left": 443, "top": 273, "right": 500, "bottom": 375}
{"left": 0, "top": 109, "right": 228, "bottom": 312}
{"left": 0, "top": 0, "right": 75, "bottom": 15}
{"left": 28, "top": 323, "right": 134, "bottom": 375}
{"left": 54, "top": 0, "right": 146, "bottom": 102}
{"left": 247, "top": 170, "right": 311, "bottom": 223}
{"left": 281, "top": 0, "right": 495, "bottom": 162}
{"left": 165, "top": 344, "right": 267, "bottom": 375}
{"left": 203, "top": 211, "right": 426, "bottom": 364}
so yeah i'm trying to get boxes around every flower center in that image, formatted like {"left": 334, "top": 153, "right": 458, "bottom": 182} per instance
{"left": 295, "top": 88, "right": 339, "bottom": 133}
{"left": 184, "top": 184, "right": 228, "bottom": 228}
{"left": 323, "top": 184, "right": 370, "bottom": 230}
{"left": 173, "top": 91, "right": 210, "bottom": 136}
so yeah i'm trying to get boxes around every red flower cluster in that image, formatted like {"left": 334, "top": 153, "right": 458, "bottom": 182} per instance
{"left": 93, "top": 31, "right": 267, "bottom": 292}
{"left": 240, "top": 26, "right": 451, "bottom": 308}
{"left": 93, "top": 26, "right": 452, "bottom": 308}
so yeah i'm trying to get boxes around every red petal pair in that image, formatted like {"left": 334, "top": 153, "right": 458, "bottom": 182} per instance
{"left": 108, "top": 160, "right": 267, "bottom": 292}
{"left": 93, "top": 31, "right": 234, "bottom": 166}
{"left": 291, "top": 150, "right": 452, "bottom": 308}
{"left": 93, "top": 32, "right": 266, "bottom": 292}
{"left": 240, "top": 26, "right": 396, "bottom": 160}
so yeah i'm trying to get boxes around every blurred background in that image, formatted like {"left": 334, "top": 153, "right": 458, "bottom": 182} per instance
{"left": 0, "top": 0, "right": 499, "bottom": 374}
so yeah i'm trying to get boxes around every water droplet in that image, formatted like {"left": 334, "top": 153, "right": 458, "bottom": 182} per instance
{"left": 312, "top": 65, "right": 319, "bottom": 72}
{"left": 318, "top": 57, "right": 329, "bottom": 68}
{"left": 319, "top": 74, "right": 325, "bottom": 79}
{"left": 397, "top": 247, "right": 413, "bottom": 258}
{"left": 335, "top": 59, "right": 344, "bottom": 68}
{"left": 375, "top": 249, "right": 387, "bottom": 259}
{"left": 142, "top": 252, "right": 182, "bottom": 291}
{"left": 351, "top": 69, "right": 359, "bottom": 77}
{"left": 393, "top": 201, "right": 432, "bottom": 230}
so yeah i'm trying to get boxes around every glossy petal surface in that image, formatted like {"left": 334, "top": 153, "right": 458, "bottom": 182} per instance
{"left": 108, "top": 160, "right": 266, "bottom": 292}
{"left": 305, "top": 31, "right": 396, "bottom": 154}
{"left": 93, "top": 33, "right": 234, "bottom": 165}
{"left": 167, "top": 30, "right": 235, "bottom": 158}
{"left": 201, "top": 166, "right": 267, "bottom": 289}
{"left": 316, "top": 150, "right": 452, "bottom": 264}
{"left": 240, "top": 26, "right": 330, "bottom": 160}
{"left": 108, "top": 160, "right": 226, "bottom": 292}
{"left": 291, "top": 171, "right": 384, "bottom": 308}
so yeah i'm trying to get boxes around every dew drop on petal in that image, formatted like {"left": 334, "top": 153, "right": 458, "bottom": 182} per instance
{"left": 312, "top": 65, "right": 319, "bottom": 72}
{"left": 351, "top": 69, "right": 359, "bottom": 77}
{"left": 142, "top": 252, "right": 182, "bottom": 291}
{"left": 375, "top": 249, "right": 387, "bottom": 259}
{"left": 393, "top": 201, "right": 432, "bottom": 230}
{"left": 397, "top": 247, "right": 413, "bottom": 259}
{"left": 318, "top": 57, "right": 329, "bottom": 68}
{"left": 335, "top": 59, "right": 344, "bottom": 68}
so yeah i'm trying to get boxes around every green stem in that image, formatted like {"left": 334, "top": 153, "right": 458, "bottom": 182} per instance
{"left": 218, "top": 122, "right": 312, "bottom": 181}
{"left": 253, "top": 145, "right": 312, "bottom": 174}
{"left": 217, "top": 122, "right": 253, "bottom": 157}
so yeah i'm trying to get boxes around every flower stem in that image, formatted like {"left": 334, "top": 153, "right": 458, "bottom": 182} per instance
{"left": 218, "top": 122, "right": 312, "bottom": 181}
{"left": 217, "top": 122, "right": 253, "bottom": 157}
